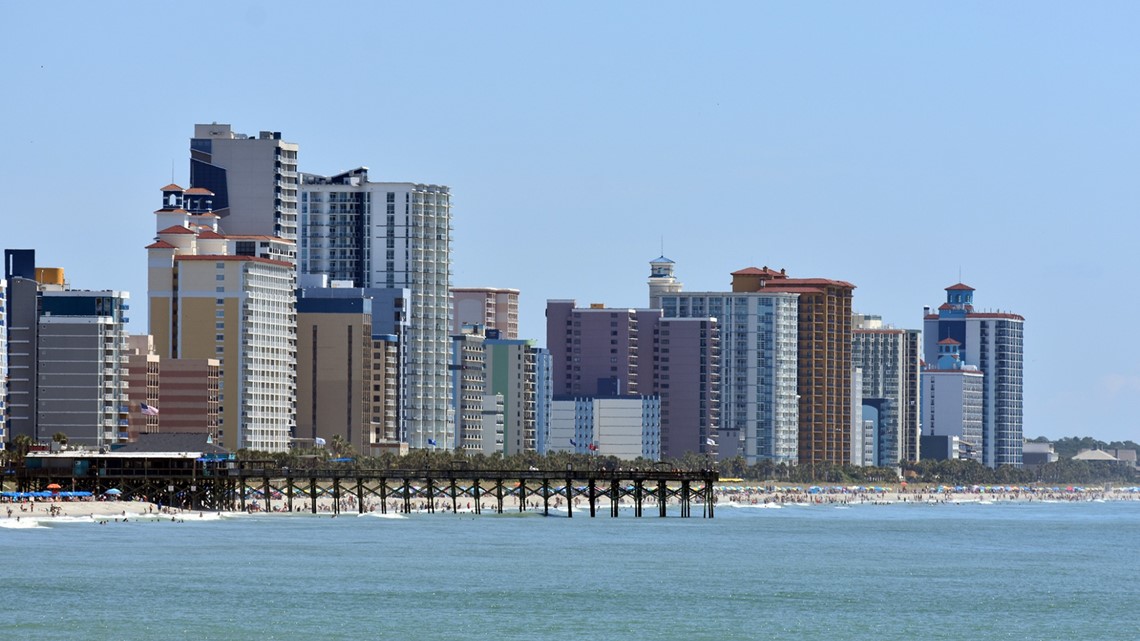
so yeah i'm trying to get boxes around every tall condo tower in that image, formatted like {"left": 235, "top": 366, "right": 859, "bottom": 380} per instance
{"left": 923, "top": 284, "right": 1024, "bottom": 467}
{"left": 852, "top": 314, "right": 922, "bottom": 466}
{"left": 190, "top": 124, "right": 300, "bottom": 241}
{"left": 653, "top": 260, "right": 800, "bottom": 464}
{"left": 148, "top": 185, "right": 296, "bottom": 452}
{"left": 299, "top": 168, "right": 452, "bottom": 449}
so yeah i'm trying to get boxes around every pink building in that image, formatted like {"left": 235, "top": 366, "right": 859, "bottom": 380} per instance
{"left": 452, "top": 287, "right": 519, "bottom": 339}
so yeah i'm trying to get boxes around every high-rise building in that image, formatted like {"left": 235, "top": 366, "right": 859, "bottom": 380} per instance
{"left": 852, "top": 314, "right": 922, "bottom": 466}
{"left": 299, "top": 168, "right": 452, "bottom": 450}
{"left": 147, "top": 187, "right": 296, "bottom": 452}
{"left": 546, "top": 299, "right": 717, "bottom": 460}
{"left": 298, "top": 280, "right": 410, "bottom": 452}
{"left": 921, "top": 338, "right": 983, "bottom": 463}
{"left": 546, "top": 301, "right": 660, "bottom": 398}
{"left": 126, "top": 335, "right": 160, "bottom": 440}
{"left": 4, "top": 249, "right": 39, "bottom": 444}
{"left": 654, "top": 318, "right": 720, "bottom": 460}
{"left": 652, "top": 259, "right": 799, "bottom": 464}
{"left": 296, "top": 296, "right": 375, "bottom": 451}
{"left": 0, "top": 278, "right": 7, "bottom": 448}
{"left": 36, "top": 286, "right": 131, "bottom": 447}
{"left": 924, "top": 284, "right": 1024, "bottom": 467}
{"left": 450, "top": 327, "right": 503, "bottom": 454}
{"left": 485, "top": 336, "right": 548, "bottom": 455}
{"left": 731, "top": 267, "right": 855, "bottom": 466}
{"left": 125, "top": 334, "right": 222, "bottom": 442}
{"left": 3, "top": 251, "right": 130, "bottom": 447}
{"left": 547, "top": 396, "right": 661, "bottom": 460}
{"left": 452, "top": 287, "right": 519, "bottom": 339}
{"left": 156, "top": 358, "right": 221, "bottom": 439}
{"left": 190, "top": 124, "right": 299, "bottom": 241}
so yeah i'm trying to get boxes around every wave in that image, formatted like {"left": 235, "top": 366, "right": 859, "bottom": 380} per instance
{"left": 0, "top": 519, "right": 50, "bottom": 529}
{"left": 358, "top": 512, "right": 408, "bottom": 519}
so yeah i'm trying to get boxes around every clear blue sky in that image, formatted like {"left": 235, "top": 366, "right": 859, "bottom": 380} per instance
{"left": 3, "top": 2, "right": 1138, "bottom": 443}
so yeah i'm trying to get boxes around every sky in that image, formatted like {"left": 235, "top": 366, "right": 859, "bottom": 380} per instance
{"left": 2, "top": 2, "right": 1138, "bottom": 443}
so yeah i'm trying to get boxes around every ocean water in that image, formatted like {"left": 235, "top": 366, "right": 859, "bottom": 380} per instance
{"left": 1, "top": 501, "right": 1136, "bottom": 640}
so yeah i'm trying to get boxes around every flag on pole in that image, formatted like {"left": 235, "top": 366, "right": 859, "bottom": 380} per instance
{"left": 587, "top": 443, "right": 598, "bottom": 452}
{"left": 314, "top": 437, "right": 327, "bottom": 446}
{"left": 427, "top": 438, "right": 438, "bottom": 447}
{"left": 140, "top": 403, "right": 159, "bottom": 416}
{"left": 706, "top": 438, "right": 716, "bottom": 446}
{"left": 569, "top": 438, "right": 578, "bottom": 447}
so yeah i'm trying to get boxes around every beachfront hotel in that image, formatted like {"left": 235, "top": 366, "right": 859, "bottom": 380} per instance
{"left": 852, "top": 314, "right": 922, "bottom": 466}
{"left": 921, "top": 338, "right": 983, "bottom": 463}
{"left": 298, "top": 167, "right": 452, "bottom": 451}
{"left": 450, "top": 327, "right": 505, "bottom": 454}
{"left": 545, "top": 299, "right": 717, "bottom": 460}
{"left": 2, "top": 251, "right": 132, "bottom": 448}
{"left": 923, "top": 284, "right": 1024, "bottom": 467}
{"left": 651, "top": 259, "right": 799, "bottom": 464}
{"left": 189, "top": 123, "right": 300, "bottom": 242}
{"left": 147, "top": 186, "right": 297, "bottom": 452}
{"left": 452, "top": 287, "right": 519, "bottom": 340}
{"left": 297, "top": 281, "right": 409, "bottom": 452}
{"left": 0, "top": 278, "right": 6, "bottom": 448}
{"left": 729, "top": 267, "right": 856, "bottom": 467}
{"left": 295, "top": 294, "right": 376, "bottom": 452}
{"left": 547, "top": 396, "right": 661, "bottom": 460}
{"left": 125, "top": 335, "right": 222, "bottom": 442}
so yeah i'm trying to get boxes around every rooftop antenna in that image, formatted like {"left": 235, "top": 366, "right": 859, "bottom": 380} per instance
{"left": 171, "top": 159, "right": 175, "bottom": 184}
{"left": 660, "top": 235, "right": 664, "bottom": 257}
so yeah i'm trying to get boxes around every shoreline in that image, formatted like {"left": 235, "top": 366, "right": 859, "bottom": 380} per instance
{"left": 1, "top": 484, "right": 1138, "bottom": 523}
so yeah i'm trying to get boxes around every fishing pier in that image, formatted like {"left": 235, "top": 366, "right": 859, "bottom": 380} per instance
{"left": 9, "top": 455, "right": 719, "bottom": 518}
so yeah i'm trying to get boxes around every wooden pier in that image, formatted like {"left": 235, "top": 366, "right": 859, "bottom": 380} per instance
{"left": 7, "top": 465, "right": 719, "bottom": 518}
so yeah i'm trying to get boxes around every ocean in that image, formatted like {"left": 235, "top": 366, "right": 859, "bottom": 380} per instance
{"left": 1, "top": 500, "right": 1135, "bottom": 640}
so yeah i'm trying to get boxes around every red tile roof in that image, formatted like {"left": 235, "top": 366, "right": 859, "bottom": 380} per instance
{"left": 731, "top": 266, "right": 786, "bottom": 278}
{"left": 154, "top": 208, "right": 189, "bottom": 215}
{"left": 197, "top": 230, "right": 226, "bottom": 240}
{"left": 183, "top": 187, "right": 215, "bottom": 196}
{"left": 945, "top": 283, "right": 975, "bottom": 291}
{"left": 160, "top": 184, "right": 184, "bottom": 192}
{"left": 157, "top": 225, "right": 196, "bottom": 235}
{"left": 938, "top": 338, "right": 961, "bottom": 345}
{"left": 145, "top": 240, "right": 177, "bottom": 250}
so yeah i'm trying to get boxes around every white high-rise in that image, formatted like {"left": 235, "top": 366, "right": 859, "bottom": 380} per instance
{"left": 300, "top": 168, "right": 452, "bottom": 449}
{"left": 650, "top": 258, "right": 799, "bottom": 464}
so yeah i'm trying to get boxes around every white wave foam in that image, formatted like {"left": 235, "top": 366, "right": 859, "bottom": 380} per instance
{"left": 0, "top": 519, "right": 49, "bottom": 529}
{"left": 358, "top": 512, "right": 407, "bottom": 519}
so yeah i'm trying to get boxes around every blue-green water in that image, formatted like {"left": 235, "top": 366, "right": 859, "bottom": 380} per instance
{"left": 2, "top": 501, "right": 1136, "bottom": 640}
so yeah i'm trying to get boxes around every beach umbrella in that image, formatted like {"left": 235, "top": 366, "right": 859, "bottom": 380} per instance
{"left": 46, "top": 483, "right": 62, "bottom": 491}
{"left": 104, "top": 488, "right": 122, "bottom": 495}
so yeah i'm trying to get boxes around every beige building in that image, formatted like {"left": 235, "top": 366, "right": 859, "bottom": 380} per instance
{"left": 147, "top": 185, "right": 296, "bottom": 452}
{"left": 296, "top": 297, "right": 375, "bottom": 452}
{"left": 452, "top": 287, "right": 519, "bottom": 339}
{"left": 126, "top": 335, "right": 160, "bottom": 440}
